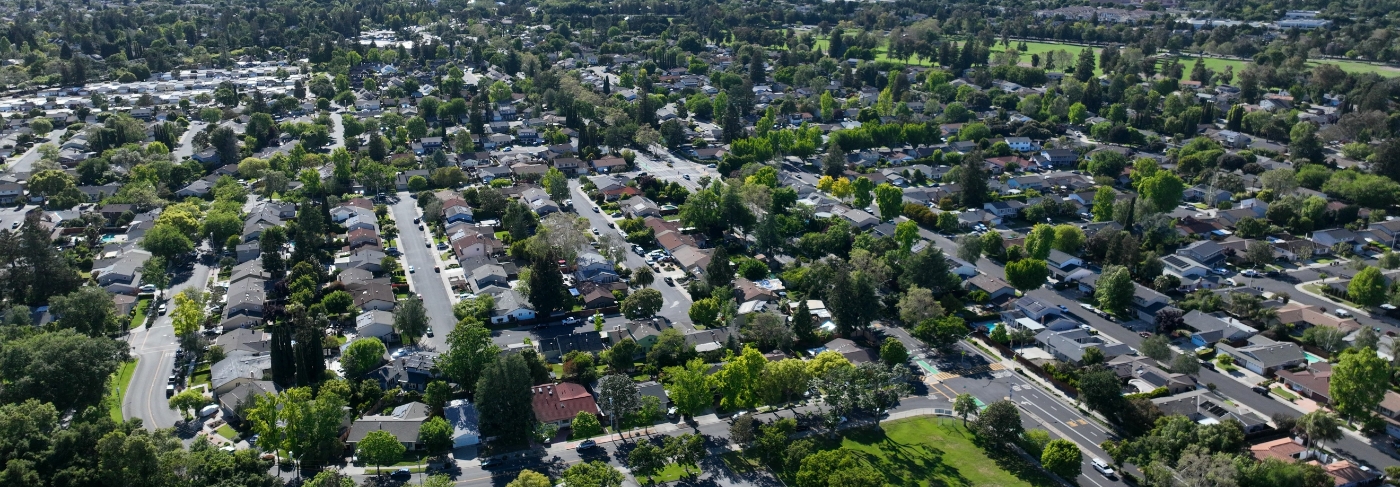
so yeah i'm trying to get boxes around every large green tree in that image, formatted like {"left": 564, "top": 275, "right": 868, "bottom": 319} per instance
{"left": 1096, "top": 265, "right": 1135, "bottom": 317}
{"left": 1041, "top": 439, "right": 1082, "bottom": 479}
{"left": 1004, "top": 259, "right": 1049, "bottom": 292}
{"left": 0, "top": 328, "right": 129, "bottom": 411}
{"left": 394, "top": 297, "right": 429, "bottom": 344}
{"left": 1329, "top": 347, "right": 1390, "bottom": 422}
{"left": 440, "top": 320, "right": 500, "bottom": 393}
{"left": 1347, "top": 267, "right": 1386, "bottom": 307}
{"left": 475, "top": 354, "right": 537, "bottom": 446}
{"left": 50, "top": 286, "right": 119, "bottom": 336}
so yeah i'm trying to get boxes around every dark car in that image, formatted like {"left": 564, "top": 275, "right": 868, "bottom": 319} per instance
{"left": 664, "top": 276, "right": 674, "bottom": 286}
{"left": 480, "top": 458, "right": 501, "bottom": 468}
{"left": 1265, "top": 270, "right": 1280, "bottom": 277}
{"left": 1251, "top": 386, "right": 1270, "bottom": 395}
{"left": 390, "top": 468, "right": 412, "bottom": 480}
{"left": 577, "top": 439, "right": 597, "bottom": 451}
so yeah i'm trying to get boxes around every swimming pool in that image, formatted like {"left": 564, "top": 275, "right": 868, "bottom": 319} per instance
{"left": 1304, "top": 352, "right": 1326, "bottom": 364}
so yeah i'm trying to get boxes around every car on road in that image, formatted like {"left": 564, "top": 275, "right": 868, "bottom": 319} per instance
{"left": 1265, "top": 270, "right": 1280, "bottom": 277}
{"left": 434, "top": 266, "right": 440, "bottom": 273}
{"left": 425, "top": 241, "right": 430, "bottom": 248}
{"left": 591, "top": 228, "right": 600, "bottom": 235}
{"left": 562, "top": 317, "right": 580, "bottom": 326}
{"left": 1139, "top": 331, "right": 1153, "bottom": 337}
{"left": 1251, "top": 386, "right": 1270, "bottom": 395}
{"left": 1057, "top": 305, "right": 1068, "bottom": 312}
{"left": 158, "top": 302, "right": 168, "bottom": 315}
{"left": 577, "top": 439, "right": 597, "bottom": 451}
{"left": 390, "top": 468, "right": 412, "bottom": 480}
{"left": 664, "top": 276, "right": 674, "bottom": 286}
{"left": 592, "top": 206, "right": 599, "bottom": 213}
{"left": 1335, "top": 309, "right": 1351, "bottom": 317}
{"left": 413, "top": 217, "right": 421, "bottom": 224}
{"left": 10, "top": 222, "right": 18, "bottom": 228}
{"left": 706, "top": 163, "right": 717, "bottom": 168}
{"left": 408, "top": 266, "right": 416, "bottom": 273}
{"left": 1226, "top": 278, "right": 1238, "bottom": 286}
{"left": 166, "top": 384, "right": 175, "bottom": 397}
{"left": 1241, "top": 269, "right": 1258, "bottom": 277}
{"left": 1092, "top": 458, "right": 1116, "bottom": 478}
{"left": 1212, "top": 267, "right": 1230, "bottom": 275}
{"left": 480, "top": 457, "right": 501, "bottom": 468}
{"left": 682, "top": 174, "right": 691, "bottom": 180}
{"left": 140, "top": 284, "right": 157, "bottom": 293}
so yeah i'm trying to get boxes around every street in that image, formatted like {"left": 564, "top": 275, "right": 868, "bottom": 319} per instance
{"left": 388, "top": 193, "right": 458, "bottom": 352}
{"left": 123, "top": 253, "right": 215, "bottom": 430}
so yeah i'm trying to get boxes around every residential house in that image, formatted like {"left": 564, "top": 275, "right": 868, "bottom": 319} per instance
{"left": 210, "top": 350, "right": 272, "bottom": 395}
{"left": 95, "top": 250, "right": 152, "bottom": 295}
{"left": 347, "top": 228, "right": 380, "bottom": 250}
{"left": 823, "top": 338, "right": 876, "bottom": 364}
{"left": 225, "top": 277, "right": 267, "bottom": 318}
{"left": 620, "top": 196, "right": 662, "bottom": 218}
{"left": 574, "top": 251, "right": 619, "bottom": 284}
{"left": 1278, "top": 362, "right": 1333, "bottom": 404}
{"left": 1036, "top": 328, "right": 1132, "bottom": 364}
{"left": 606, "top": 321, "right": 666, "bottom": 353}
{"left": 1163, "top": 254, "right": 1211, "bottom": 280}
{"left": 1014, "top": 295, "right": 1063, "bottom": 322}
{"left": 444, "top": 400, "right": 481, "bottom": 447}
{"left": 1184, "top": 185, "right": 1233, "bottom": 204}
{"left": 217, "top": 380, "right": 277, "bottom": 422}
{"left": 1132, "top": 284, "right": 1174, "bottom": 322}
{"left": 983, "top": 200, "right": 1025, "bottom": 218}
{"left": 1368, "top": 220, "right": 1400, "bottom": 247}
{"left": 1046, "top": 250, "right": 1083, "bottom": 270}
{"left": 1185, "top": 310, "right": 1258, "bottom": 346}
{"left": 214, "top": 328, "right": 272, "bottom": 354}
{"left": 1275, "top": 302, "right": 1361, "bottom": 334}
{"left": 1215, "top": 336, "right": 1307, "bottom": 376}
{"left": 1310, "top": 228, "right": 1359, "bottom": 253}
{"left": 347, "top": 279, "right": 396, "bottom": 311}
{"left": 965, "top": 274, "right": 1017, "bottom": 301}
{"left": 468, "top": 263, "right": 510, "bottom": 293}
{"left": 1177, "top": 240, "right": 1228, "bottom": 267}
{"left": 531, "top": 383, "right": 600, "bottom": 428}
{"left": 542, "top": 332, "right": 607, "bottom": 361}
{"left": 355, "top": 310, "right": 396, "bottom": 341}
{"left": 347, "top": 402, "right": 430, "bottom": 450}
{"left": 479, "top": 285, "right": 536, "bottom": 324}
{"left": 366, "top": 352, "right": 441, "bottom": 392}
{"left": 1153, "top": 389, "right": 1271, "bottom": 433}
{"left": 520, "top": 188, "right": 560, "bottom": 215}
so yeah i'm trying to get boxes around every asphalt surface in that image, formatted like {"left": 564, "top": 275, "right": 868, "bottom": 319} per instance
{"left": 389, "top": 193, "right": 459, "bottom": 352}
{"left": 123, "top": 254, "right": 214, "bottom": 430}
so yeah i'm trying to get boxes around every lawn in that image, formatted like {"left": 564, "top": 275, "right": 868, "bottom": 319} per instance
{"left": 191, "top": 363, "right": 211, "bottom": 389}
{"left": 216, "top": 424, "right": 239, "bottom": 441}
{"left": 647, "top": 462, "right": 697, "bottom": 483}
{"left": 132, "top": 298, "right": 151, "bottom": 329}
{"left": 987, "top": 39, "right": 1400, "bottom": 78}
{"left": 1272, "top": 386, "right": 1299, "bottom": 401}
{"left": 792, "top": 417, "right": 1056, "bottom": 487}
{"left": 107, "top": 358, "right": 139, "bottom": 422}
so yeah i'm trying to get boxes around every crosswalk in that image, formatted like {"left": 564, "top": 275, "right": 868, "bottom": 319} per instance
{"left": 931, "top": 363, "right": 1006, "bottom": 380}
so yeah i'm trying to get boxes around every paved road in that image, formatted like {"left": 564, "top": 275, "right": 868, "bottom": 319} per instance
{"left": 568, "top": 180, "right": 694, "bottom": 329}
{"left": 389, "top": 193, "right": 458, "bottom": 352}
{"left": 173, "top": 121, "right": 205, "bottom": 161}
{"left": 631, "top": 145, "right": 717, "bottom": 193}
{"left": 123, "top": 253, "right": 215, "bottom": 429}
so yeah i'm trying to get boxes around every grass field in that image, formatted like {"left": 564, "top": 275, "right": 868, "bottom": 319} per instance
{"left": 108, "top": 359, "right": 139, "bottom": 422}
{"left": 191, "top": 363, "right": 211, "bottom": 389}
{"left": 132, "top": 298, "right": 151, "bottom": 329}
{"left": 216, "top": 424, "right": 239, "bottom": 441}
{"left": 991, "top": 39, "right": 1400, "bottom": 78}
{"left": 790, "top": 417, "right": 1056, "bottom": 487}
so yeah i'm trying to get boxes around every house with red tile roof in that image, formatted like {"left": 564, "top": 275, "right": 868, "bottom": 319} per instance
{"left": 531, "top": 382, "right": 600, "bottom": 427}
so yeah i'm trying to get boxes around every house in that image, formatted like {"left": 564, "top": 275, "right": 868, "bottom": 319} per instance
{"left": 479, "top": 285, "right": 536, "bottom": 324}
{"left": 1132, "top": 284, "right": 1173, "bottom": 322}
{"left": 337, "top": 247, "right": 386, "bottom": 273}
{"left": 1176, "top": 240, "right": 1228, "bottom": 267}
{"left": 112, "top": 294, "right": 138, "bottom": 316}
{"left": 95, "top": 250, "right": 152, "bottom": 295}
{"left": 1310, "top": 228, "right": 1359, "bottom": 252}
{"left": 946, "top": 256, "right": 977, "bottom": 279}
{"left": 839, "top": 207, "right": 880, "bottom": 229}
{"left": 0, "top": 182, "right": 23, "bottom": 204}
{"left": 444, "top": 399, "right": 481, "bottom": 447}
{"left": 235, "top": 242, "right": 260, "bottom": 264}
{"left": 1109, "top": 356, "right": 1195, "bottom": 395}
{"left": 686, "top": 328, "right": 733, "bottom": 354}
{"left": 671, "top": 245, "right": 714, "bottom": 277}
{"left": 395, "top": 169, "right": 432, "bottom": 191}
{"left": 210, "top": 350, "right": 272, "bottom": 395}
{"left": 1033, "top": 149, "right": 1078, "bottom": 167}
{"left": 1184, "top": 185, "right": 1233, "bottom": 204}
{"left": 348, "top": 279, "right": 396, "bottom": 311}
{"left": 520, "top": 188, "right": 560, "bottom": 215}
{"left": 1319, "top": 461, "right": 1380, "bottom": 487}
{"left": 468, "top": 263, "right": 510, "bottom": 293}
{"left": 225, "top": 277, "right": 267, "bottom": 318}
{"left": 1185, "top": 310, "right": 1258, "bottom": 346}
{"left": 637, "top": 381, "right": 669, "bottom": 410}
{"left": 607, "top": 321, "right": 666, "bottom": 353}
{"left": 1249, "top": 438, "right": 1307, "bottom": 463}
{"left": 620, "top": 196, "right": 662, "bottom": 218}
{"left": 444, "top": 204, "right": 474, "bottom": 224}
{"left": 366, "top": 352, "right": 441, "bottom": 392}
{"left": 1035, "top": 328, "right": 1132, "bottom": 364}
{"left": 1163, "top": 254, "right": 1211, "bottom": 280}
{"left": 175, "top": 180, "right": 212, "bottom": 198}
{"left": 1152, "top": 389, "right": 1271, "bottom": 433}
{"left": 217, "top": 380, "right": 277, "bottom": 422}
{"left": 1215, "top": 130, "right": 1252, "bottom": 149}
{"left": 965, "top": 275, "right": 1016, "bottom": 301}
{"left": 592, "top": 156, "right": 628, "bottom": 173}
{"left": 347, "top": 402, "right": 430, "bottom": 450}
{"left": 1013, "top": 295, "right": 1062, "bottom": 322}
{"left": 733, "top": 278, "right": 779, "bottom": 303}
{"left": 531, "top": 382, "right": 600, "bottom": 428}
{"left": 553, "top": 157, "right": 584, "bottom": 176}
{"left": 1046, "top": 249, "right": 1083, "bottom": 270}
{"left": 347, "top": 228, "right": 380, "bottom": 250}
{"left": 1275, "top": 302, "right": 1361, "bottom": 334}
{"left": 1278, "top": 362, "right": 1333, "bottom": 404}
{"left": 823, "top": 338, "right": 876, "bottom": 364}
{"left": 1004, "top": 137, "right": 1036, "bottom": 152}
{"left": 1368, "top": 220, "right": 1400, "bottom": 246}
{"left": 355, "top": 310, "right": 396, "bottom": 341}
{"left": 1215, "top": 336, "right": 1307, "bottom": 376}
{"left": 214, "top": 328, "right": 272, "bottom": 354}
{"left": 542, "top": 331, "right": 607, "bottom": 360}
{"left": 578, "top": 281, "right": 618, "bottom": 309}
{"left": 982, "top": 201, "right": 1025, "bottom": 218}
{"left": 574, "top": 251, "right": 618, "bottom": 284}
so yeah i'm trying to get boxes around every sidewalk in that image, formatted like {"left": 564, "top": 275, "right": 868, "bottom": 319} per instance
{"left": 1294, "top": 279, "right": 1372, "bottom": 319}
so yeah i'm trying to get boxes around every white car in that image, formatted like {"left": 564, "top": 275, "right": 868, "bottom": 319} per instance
{"left": 408, "top": 266, "right": 416, "bottom": 273}
{"left": 1335, "top": 309, "right": 1352, "bottom": 317}
{"left": 562, "top": 317, "right": 580, "bottom": 325}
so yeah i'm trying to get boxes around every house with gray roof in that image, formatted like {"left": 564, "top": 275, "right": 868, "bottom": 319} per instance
{"left": 1185, "top": 310, "right": 1257, "bottom": 347}
{"left": 211, "top": 350, "right": 272, "bottom": 395}
{"left": 217, "top": 380, "right": 277, "bottom": 422}
{"left": 347, "top": 402, "right": 431, "bottom": 450}
{"left": 96, "top": 249, "right": 152, "bottom": 295}
{"left": 226, "top": 277, "right": 267, "bottom": 318}
{"left": 1152, "top": 389, "right": 1270, "bottom": 433}
{"left": 478, "top": 285, "right": 536, "bottom": 324}
{"left": 574, "top": 251, "right": 618, "bottom": 284}
{"left": 1035, "top": 328, "right": 1132, "bottom": 364}
{"left": 1215, "top": 336, "right": 1306, "bottom": 376}
{"left": 214, "top": 328, "right": 271, "bottom": 354}
{"left": 1176, "top": 240, "right": 1228, "bottom": 267}
{"left": 366, "top": 353, "right": 440, "bottom": 391}
{"left": 356, "top": 310, "right": 396, "bottom": 340}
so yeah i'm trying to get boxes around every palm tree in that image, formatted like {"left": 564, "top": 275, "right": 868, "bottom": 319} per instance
{"left": 953, "top": 393, "right": 978, "bottom": 425}
{"left": 1295, "top": 410, "right": 1343, "bottom": 452}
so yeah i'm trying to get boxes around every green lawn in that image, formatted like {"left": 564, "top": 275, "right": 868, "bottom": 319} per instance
{"left": 131, "top": 299, "right": 151, "bottom": 329}
{"left": 216, "top": 424, "right": 239, "bottom": 441}
{"left": 648, "top": 462, "right": 697, "bottom": 483}
{"left": 107, "top": 359, "right": 139, "bottom": 422}
{"left": 793, "top": 417, "right": 1056, "bottom": 487}
{"left": 1272, "top": 386, "right": 1299, "bottom": 401}
{"left": 191, "top": 363, "right": 211, "bottom": 389}
{"left": 989, "top": 39, "right": 1400, "bottom": 78}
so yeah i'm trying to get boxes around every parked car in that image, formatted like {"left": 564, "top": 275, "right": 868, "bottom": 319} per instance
{"left": 408, "top": 266, "right": 416, "bottom": 273}
{"left": 577, "top": 440, "right": 597, "bottom": 451}
{"left": 433, "top": 266, "right": 440, "bottom": 272}
{"left": 426, "top": 326, "right": 434, "bottom": 337}
{"left": 1251, "top": 386, "right": 1270, "bottom": 395}
{"left": 664, "top": 276, "right": 674, "bottom": 286}
{"left": 562, "top": 317, "right": 580, "bottom": 326}
{"left": 158, "top": 303, "right": 168, "bottom": 315}
{"left": 1335, "top": 309, "right": 1351, "bottom": 317}
{"left": 390, "top": 468, "right": 412, "bottom": 480}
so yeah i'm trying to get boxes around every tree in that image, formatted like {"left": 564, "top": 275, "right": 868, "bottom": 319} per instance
{"left": 713, "top": 346, "right": 767, "bottom": 410}
{"left": 542, "top": 167, "right": 569, "bottom": 202}
{"left": 1041, "top": 439, "right": 1082, "bottom": 479}
{"left": 973, "top": 400, "right": 1024, "bottom": 447}
{"left": 898, "top": 287, "right": 944, "bottom": 325}
{"left": 1053, "top": 225, "right": 1085, "bottom": 254}
{"left": 424, "top": 380, "right": 452, "bottom": 417}
{"left": 663, "top": 434, "right": 706, "bottom": 475}
{"left": 1004, "top": 259, "right": 1049, "bottom": 292}
{"left": 358, "top": 430, "right": 405, "bottom": 476}
{"left": 1172, "top": 353, "right": 1201, "bottom": 375}
{"left": 1330, "top": 347, "right": 1389, "bottom": 422}
{"left": 1141, "top": 335, "right": 1171, "bottom": 362}
{"left": 871, "top": 183, "right": 904, "bottom": 221}
{"left": 956, "top": 234, "right": 984, "bottom": 263}
{"left": 621, "top": 288, "right": 664, "bottom": 320}
{"left": 597, "top": 373, "right": 641, "bottom": 429}
{"left": 729, "top": 413, "right": 757, "bottom": 446}
{"left": 1092, "top": 186, "right": 1116, "bottom": 222}
{"left": 1074, "top": 48, "right": 1096, "bottom": 82}
{"left": 561, "top": 461, "right": 625, "bottom": 487}
{"left": 527, "top": 259, "right": 569, "bottom": 314}
{"left": 633, "top": 266, "right": 654, "bottom": 288}
{"left": 606, "top": 338, "right": 638, "bottom": 372}
{"left": 141, "top": 224, "right": 194, "bottom": 262}
{"left": 1348, "top": 267, "right": 1386, "bottom": 307}
{"left": 508, "top": 470, "right": 553, "bottom": 487}
{"left": 394, "top": 297, "right": 429, "bottom": 344}
{"left": 440, "top": 321, "right": 500, "bottom": 391}
{"left": 1245, "top": 240, "right": 1275, "bottom": 269}
{"left": 953, "top": 393, "right": 979, "bottom": 425}
{"left": 170, "top": 288, "right": 205, "bottom": 339}
{"left": 167, "top": 389, "right": 208, "bottom": 420}
{"left": 1024, "top": 224, "right": 1056, "bottom": 260}
{"left": 913, "top": 316, "right": 969, "bottom": 351}
{"left": 341, "top": 338, "right": 386, "bottom": 378}
{"left": 571, "top": 411, "right": 604, "bottom": 438}
{"left": 1290, "top": 121, "right": 1323, "bottom": 163}
{"left": 1138, "top": 171, "right": 1185, "bottom": 213}
{"left": 1295, "top": 410, "right": 1342, "bottom": 451}
{"left": 628, "top": 440, "right": 667, "bottom": 481}
{"left": 879, "top": 337, "right": 908, "bottom": 366}
{"left": 475, "top": 354, "right": 537, "bottom": 446}
{"left": 688, "top": 297, "right": 721, "bottom": 328}
{"left": 1096, "top": 265, "right": 1134, "bottom": 317}
{"left": 50, "top": 286, "right": 119, "bottom": 336}
{"left": 418, "top": 416, "right": 453, "bottom": 456}
{"left": 664, "top": 358, "right": 711, "bottom": 417}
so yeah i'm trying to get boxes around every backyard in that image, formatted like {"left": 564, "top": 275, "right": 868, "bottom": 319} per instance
{"left": 783, "top": 417, "right": 1057, "bottom": 487}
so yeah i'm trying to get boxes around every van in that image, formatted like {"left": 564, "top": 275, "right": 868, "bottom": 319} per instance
{"left": 1091, "top": 458, "right": 1115, "bottom": 478}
